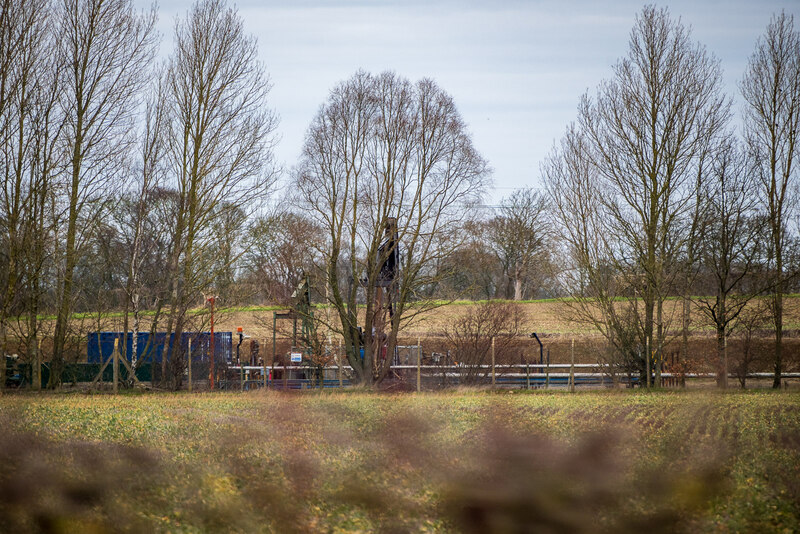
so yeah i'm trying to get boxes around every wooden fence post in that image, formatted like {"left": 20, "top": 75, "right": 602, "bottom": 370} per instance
{"left": 188, "top": 338, "right": 192, "bottom": 393}
{"left": 338, "top": 341, "right": 343, "bottom": 389}
{"left": 526, "top": 363, "right": 530, "bottom": 390}
{"left": 546, "top": 350, "right": 550, "bottom": 389}
{"left": 491, "top": 337, "right": 496, "bottom": 389}
{"left": 417, "top": 336, "right": 421, "bottom": 393}
{"left": 569, "top": 338, "right": 575, "bottom": 393}
{"left": 112, "top": 338, "right": 119, "bottom": 395}
{"left": 35, "top": 337, "right": 42, "bottom": 392}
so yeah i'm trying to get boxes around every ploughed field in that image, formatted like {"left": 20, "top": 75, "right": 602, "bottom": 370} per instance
{"left": 1, "top": 390, "right": 799, "bottom": 532}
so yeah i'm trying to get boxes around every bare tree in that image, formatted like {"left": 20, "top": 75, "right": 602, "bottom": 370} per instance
{"left": 741, "top": 12, "right": 800, "bottom": 388}
{"left": 543, "top": 124, "right": 644, "bottom": 379}
{"left": 733, "top": 302, "right": 772, "bottom": 388}
{"left": 48, "top": 0, "right": 157, "bottom": 387}
{"left": 242, "top": 209, "right": 323, "bottom": 305}
{"left": 161, "top": 0, "right": 278, "bottom": 388}
{"left": 296, "top": 70, "right": 489, "bottom": 386}
{"left": 0, "top": 0, "right": 53, "bottom": 391}
{"left": 435, "top": 220, "right": 500, "bottom": 300}
{"left": 488, "top": 188, "right": 549, "bottom": 300}
{"left": 677, "top": 150, "right": 712, "bottom": 381}
{"left": 576, "top": 5, "right": 730, "bottom": 385}
{"left": 696, "top": 138, "right": 766, "bottom": 388}
{"left": 119, "top": 77, "right": 169, "bottom": 382}
{"left": 206, "top": 202, "right": 248, "bottom": 301}
{"left": 442, "top": 301, "right": 527, "bottom": 385}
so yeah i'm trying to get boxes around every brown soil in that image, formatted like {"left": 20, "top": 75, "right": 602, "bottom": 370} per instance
{"left": 10, "top": 299, "right": 800, "bottom": 374}
{"left": 209, "top": 299, "right": 800, "bottom": 373}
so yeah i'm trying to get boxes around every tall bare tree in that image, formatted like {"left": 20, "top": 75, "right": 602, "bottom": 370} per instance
{"left": 678, "top": 150, "right": 712, "bottom": 380}
{"left": 0, "top": 0, "right": 54, "bottom": 391}
{"left": 544, "top": 124, "right": 644, "bottom": 377}
{"left": 296, "top": 70, "right": 489, "bottom": 386}
{"left": 162, "top": 0, "right": 277, "bottom": 387}
{"left": 741, "top": 12, "right": 800, "bottom": 388}
{"left": 48, "top": 0, "right": 156, "bottom": 387}
{"left": 120, "top": 77, "right": 169, "bottom": 381}
{"left": 696, "top": 138, "right": 766, "bottom": 388}
{"left": 576, "top": 5, "right": 730, "bottom": 385}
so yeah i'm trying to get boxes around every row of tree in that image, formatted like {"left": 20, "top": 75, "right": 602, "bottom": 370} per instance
{"left": 1, "top": 1, "right": 798, "bottom": 388}
{"left": 0, "top": 0, "right": 277, "bottom": 388}
{"left": 543, "top": 7, "right": 800, "bottom": 388}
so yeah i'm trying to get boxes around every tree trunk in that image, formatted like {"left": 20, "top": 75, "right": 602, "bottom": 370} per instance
{"left": 716, "top": 322, "right": 726, "bottom": 388}
{"left": 126, "top": 206, "right": 145, "bottom": 383}
{"left": 50, "top": 136, "right": 82, "bottom": 389}
{"left": 33, "top": 335, "right": 41, "bottom": 392}
{"left": 715, "top": 290, "right": 729, "bottom": 388}
{"left": 644, "top": 288, "right": 654, "bottom": 387}
{"left": 681, "top": 295, "right": 690, "bottom": 368}
{"left": 0, "top": 322, "right": 6, "bottom": 394}
{"left": 773, "top": 223, "right": 783, "bottom": 389}
{"left": 656, "top": 298, "right": 663, "bottom": 387}
{"left": 773, "top": 288, "right": 783, "bottom": 389}
{"left": 131, "top": 296, "right": 140, "bottom": 378}
{"left": 122, "top": 286, "right": 130, "bottom": 383}
{"left": 163, "top": 205, "right": 185, "bottom": 387}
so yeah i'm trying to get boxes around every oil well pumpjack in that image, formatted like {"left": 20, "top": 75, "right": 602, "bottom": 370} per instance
{"left": 273, "top": 218, "right": 400, "bottom": 379}
{"left": 368, "top": 217, "right": 400, "bottom": 371}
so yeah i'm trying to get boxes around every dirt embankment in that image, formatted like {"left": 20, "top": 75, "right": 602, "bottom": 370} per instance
{"left": 211, "top": 299, "right": 800, "bottom": 372}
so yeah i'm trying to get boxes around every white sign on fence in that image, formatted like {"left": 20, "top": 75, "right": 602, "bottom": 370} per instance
{"left": 290, "top": 352, "right": 302, "bottom": 363}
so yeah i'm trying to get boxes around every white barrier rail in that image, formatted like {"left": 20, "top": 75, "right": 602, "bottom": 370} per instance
{"left": 227, "top": 364, "right": 800, "bottom": 380}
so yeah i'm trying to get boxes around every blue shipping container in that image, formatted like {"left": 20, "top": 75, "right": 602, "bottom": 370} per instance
{"left": 87, "top": 331, "right": 233, "bottom": 364}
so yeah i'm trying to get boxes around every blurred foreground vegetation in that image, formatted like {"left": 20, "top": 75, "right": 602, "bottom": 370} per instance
{"left": 1, "top": 390, "right": 799, "bottom": 533}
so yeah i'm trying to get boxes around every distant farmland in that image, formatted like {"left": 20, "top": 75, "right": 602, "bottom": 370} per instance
{"left": 17, "top": 296, "right": 800, "bottom": 376}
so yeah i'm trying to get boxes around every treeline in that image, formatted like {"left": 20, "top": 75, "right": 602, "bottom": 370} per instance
{"left": 1, "top": 2, "right": 798, "bottom": 388}
{"left": 542, "top": 7, "right": 800, "bottom": 388}
{"left": 0, "top": 0, "right": 277, "bottom": 388}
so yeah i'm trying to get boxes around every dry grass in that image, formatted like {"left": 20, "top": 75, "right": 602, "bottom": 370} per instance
{"left": 211, "top": 296, "right": 800, "bottom": 339}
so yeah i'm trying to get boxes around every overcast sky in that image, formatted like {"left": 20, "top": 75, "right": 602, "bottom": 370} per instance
{"left": 142, "top": 0, "right": 799, "bottom": 205}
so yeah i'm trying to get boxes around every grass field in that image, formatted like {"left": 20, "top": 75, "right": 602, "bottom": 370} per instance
{"left": 222, "top": 295, "right": 800, "bottom": 333}
{"left": 1, "top": 389, "right": 799, "bottom": 533}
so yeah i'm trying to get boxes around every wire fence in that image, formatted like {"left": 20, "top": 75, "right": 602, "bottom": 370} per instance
{"left": 214, "top": 363, "right": 800, "bottom": 391}
{"left": 8, "top": 359, "right": 800, "bottom": 391}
